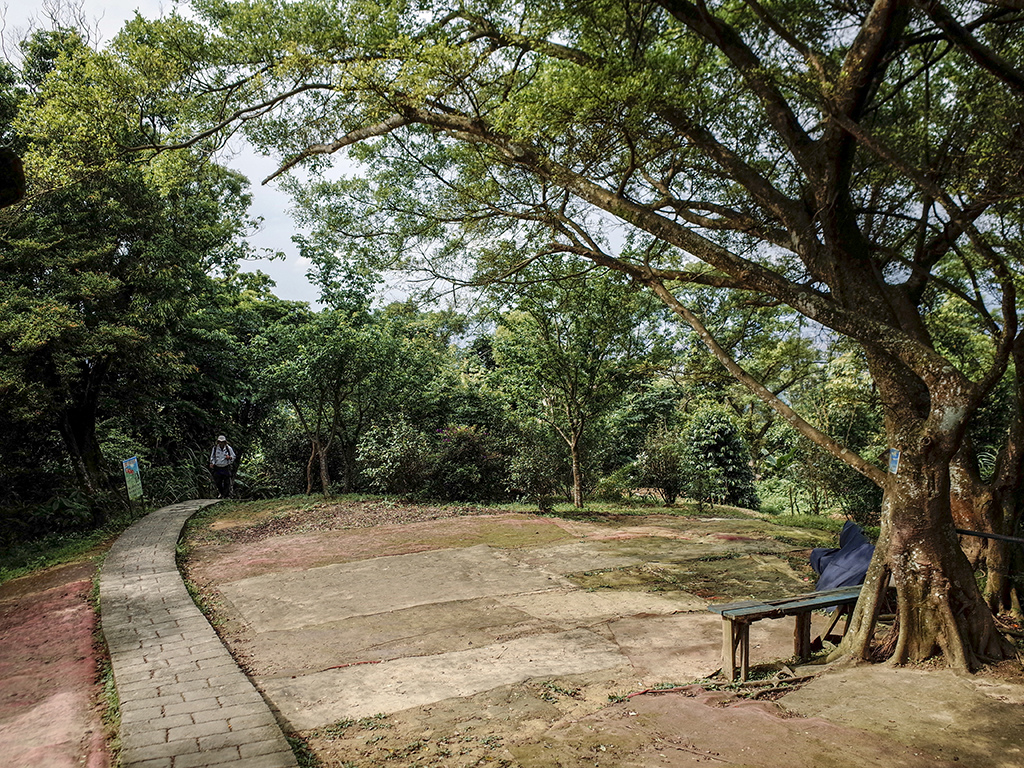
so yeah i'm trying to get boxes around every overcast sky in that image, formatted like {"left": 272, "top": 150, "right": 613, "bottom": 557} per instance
{"left": 4, "top": 0, "right": 323, "bottom": 305}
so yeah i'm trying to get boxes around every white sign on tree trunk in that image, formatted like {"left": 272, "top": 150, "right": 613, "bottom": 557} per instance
{"left": 888, "top": 449, "right": 901, "bottom": 475}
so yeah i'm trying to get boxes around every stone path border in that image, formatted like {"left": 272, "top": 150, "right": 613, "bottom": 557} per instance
{"left": 99, "top": 500, "right": 298, "bottom": 768}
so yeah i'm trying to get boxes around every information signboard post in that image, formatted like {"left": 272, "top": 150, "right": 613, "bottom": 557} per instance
{"left": 122, "top": 456, "right": 143, "bottom": 506}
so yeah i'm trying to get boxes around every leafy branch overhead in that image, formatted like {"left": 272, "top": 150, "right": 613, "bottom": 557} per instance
{"left": 118, "top": 0, "right": 1021, "bottom": 404}
{"left": 111, "top": 0, "right": 1024, "bottom": 669}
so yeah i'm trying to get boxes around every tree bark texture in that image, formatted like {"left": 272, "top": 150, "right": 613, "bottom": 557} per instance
{"left": 842, "top": 415, "right": 1015, "bottom": 667}
{"left": 57, "top": 359, "right": 112, "bottom": 500}
{"left": 569, "top": 437, "right": 584, "bottom": 509}
{"left": 951, "top": 452, "right": 1024, "bottom": 617}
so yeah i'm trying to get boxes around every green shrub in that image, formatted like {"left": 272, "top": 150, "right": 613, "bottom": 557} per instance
{"left": 634, "top": 427, "right": 687, "bottom": 503}
{"left": 592, "top": 464, "right": 636, "bottom": 501}
{"left": 506, "top": 422, "right": 568, "bottom": 507}
{"left": 681, "top": 461, "right": 728, "bottom": 512}
{"left": 682, "top": 406, "right": 760, "bottom": 511}
{"left": 426, "top": 425, "right": 509, "bottom": 501}
{"left": 357, "top": 418, "right": 433, "bottom": 495}
{"left": 0, "top": 491, "right": 101, "bottom": 548}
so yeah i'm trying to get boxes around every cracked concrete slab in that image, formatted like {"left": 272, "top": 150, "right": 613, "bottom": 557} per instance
{"left": 218, "top": 545, "right": 568, "bottom": 632}
{"left": 507, "top": 540, "right": 649, "bottom": 574}
{"left": 213, "top": 521, "right": 831, "bottom": 736}
{"left": 262, "top": 628, "right": 627, "bottom": 730}
{"left": 496, "top": 588, "right": 704, "bottom": 627}
{"left": 227, "top": 598, "right": 558, "bottom": 677}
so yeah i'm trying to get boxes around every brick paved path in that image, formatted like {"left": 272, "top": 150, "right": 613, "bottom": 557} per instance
{"left": 99, "top": 500, "right": 298, "bottom": 768}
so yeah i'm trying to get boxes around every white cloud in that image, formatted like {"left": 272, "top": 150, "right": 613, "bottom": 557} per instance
{"left": 3, "top": 0, "right": 320, "bottom": 305}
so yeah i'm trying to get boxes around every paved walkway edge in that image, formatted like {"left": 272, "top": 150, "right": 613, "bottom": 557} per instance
{"left": 99, "top": 500, "right": 298, "bottom": 768}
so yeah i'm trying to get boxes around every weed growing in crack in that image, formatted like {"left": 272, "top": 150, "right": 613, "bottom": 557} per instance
{"left": 539, "top": 680, "right": 583, "bottom": 701}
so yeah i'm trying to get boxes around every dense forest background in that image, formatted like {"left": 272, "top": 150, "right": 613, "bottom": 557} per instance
{"left": 0, "top": 7, "right": 1009, "bottom": 564}
{"left": 0, "top": 22, "right": 890, "bottom": 546}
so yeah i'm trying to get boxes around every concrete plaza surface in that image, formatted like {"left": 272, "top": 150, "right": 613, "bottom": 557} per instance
{"left": 101, "top": 501, "right": 1024, "bottom": 767}
{"left": 192, "top": 506, "right": 1024, "bottom": 767}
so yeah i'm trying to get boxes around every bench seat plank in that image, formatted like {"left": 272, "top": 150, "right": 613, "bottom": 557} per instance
{"left": 775, "top": 593, "right": 860, "bottom": 616}
{"left": 717, "top": 603, "right": 783, "bottom": 621}
{"left": 709, "top": 585, "right": 861, "bottom": 615}
{"left": 707, "top": 599, "right": 764, "bottom": 615}
{"left": 708, "top": 584, "right": 862, "bottom": 681}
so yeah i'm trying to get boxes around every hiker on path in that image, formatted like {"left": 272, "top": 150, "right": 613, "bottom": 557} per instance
{"left": 209, "top": 435, "right": 236, "bottom": 498}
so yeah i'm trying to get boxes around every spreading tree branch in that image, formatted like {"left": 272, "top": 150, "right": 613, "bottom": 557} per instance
{"left": 915, "top": 0, "right": 1024, "bottom": 97}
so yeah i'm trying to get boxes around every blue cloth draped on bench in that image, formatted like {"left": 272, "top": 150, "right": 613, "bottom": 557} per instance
{"left": 810, "top": 520, "right": 874, "bottom": 591}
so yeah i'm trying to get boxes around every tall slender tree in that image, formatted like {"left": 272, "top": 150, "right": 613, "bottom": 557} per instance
{"left": 491, "top": 267, "right": 671, "bottom": 506}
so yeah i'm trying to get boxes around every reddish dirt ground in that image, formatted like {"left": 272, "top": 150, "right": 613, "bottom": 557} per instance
{"left": 0, "top": 558, "right": 111, "bottom": 768}
{"left": 5, "top": 499, "right": 1024, "bottom": 768}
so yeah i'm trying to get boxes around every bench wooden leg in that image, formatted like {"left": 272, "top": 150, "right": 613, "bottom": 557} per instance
{"left": 739, "top": 622, "right": 750, "bottom": 681}
{"left": 722, "top": 619, "right": 737, "bottom": 680}
{"left": 821, "top": 604, "right": 854, "bottom": 642}
{"left": 722, "top": 619, "right": 751, "bottom": 681}
{"left": 794, "top": 611, "right": 812, "bottom": 661}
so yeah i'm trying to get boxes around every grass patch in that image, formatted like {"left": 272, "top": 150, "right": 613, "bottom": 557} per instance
{"left": 768, "top": 513, "right": 879, "bottom": 541}
{"left": 767, "top": 514, "right": 845, "bottom": 535}
{"left": 287, "top": 733, "right": 323, "bottom": 768}
{"left": 90, "top": 564, "right": 122, "bottom": 765}
{"left": 180, "top": 494, "right": 764, "bottom": 537}
{"left": 531, "top": 499, "right": 758, "bottom": 521}
{"left": 569, "top": 564, "right": 673, "bottom": 591}
{"left": 0, "top": 502, "right": 158, "bottom": 586}
{"left": 538, "top": 680, "right": 583, "bottom": 701}
{"left": 181, "top": 495, "right": 326, "bottom": 543}
{"left": 178, "top": 571, "right": 226, "bottom": 628}
{"left": 308, "top": 719, "right": 356, "bottom": 740}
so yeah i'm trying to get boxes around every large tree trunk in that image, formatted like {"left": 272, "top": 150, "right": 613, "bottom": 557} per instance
{"left": 842, "top": 433, "right": 1015, "bottom": 668}
{"left": 57, "top": 359, "right": 112, "bottom": 500}
{"left": 824, "top": 220, "right": 1018, "bottom": 667}
{"left": 950, "top": 447, "right": 991, "bottom": 568}
{"left": 318, "top": 444, "right": 331, "bottom": 494}
{"left": 951, "top": 445, "right": 1024, "bottom": 617}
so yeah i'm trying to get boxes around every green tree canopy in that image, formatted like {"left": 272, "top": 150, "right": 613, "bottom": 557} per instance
{"left": 0, "top": 28, "right": 255, "bottom": 498}
{"left": 101, "top": 0, "right": 1024, "bottom": 667}
{"left": 253, "top": 304, "right": 445, "bottom": 493}
{"left": 490, "top": 266, "right": 672, "bottom": 506}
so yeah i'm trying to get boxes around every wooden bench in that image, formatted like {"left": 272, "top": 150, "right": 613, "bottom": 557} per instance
{"left": 708, "top": 585, "right": 862, "bottom": 681}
